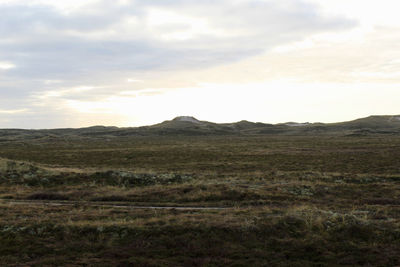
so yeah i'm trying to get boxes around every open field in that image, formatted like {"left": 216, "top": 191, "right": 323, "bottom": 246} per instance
{"left": 1, "top": 135, "right": 400, "bottom": 266}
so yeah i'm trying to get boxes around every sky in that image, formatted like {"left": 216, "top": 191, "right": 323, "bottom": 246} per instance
{"left": 0, "top": 0, "right": 400, "bottom": 128}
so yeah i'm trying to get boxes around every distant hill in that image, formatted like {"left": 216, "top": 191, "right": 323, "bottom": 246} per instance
{"left": 1, "top": 115, "right": 400, "bottom": 141}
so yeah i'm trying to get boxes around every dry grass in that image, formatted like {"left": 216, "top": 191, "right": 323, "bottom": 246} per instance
{"left": 0, "top": 135, "right": 400, "bottom": 265}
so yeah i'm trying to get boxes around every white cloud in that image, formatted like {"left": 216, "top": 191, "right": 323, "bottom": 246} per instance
{"left": 0, "top": 61, "right": 15, "bottom": 70}
{"left": 0, "top": 108, "right": 28, "bottom": 114}
{"left": 145, "top": 8, "right": 229, "bottom": 41}
{"left": 126, "top": 78, "right": 144, "bottom": 83}
{"left": 43, "top": 79, "right": 63, "bottom": 85}
{"left": 37, "top": 86, "right": 98, "bottom": 100}
{"left": 0, "top": 0, "right": 101, "bottom": 14}
{"left": 305, "top": 0, "right": 400, "bottom": 28}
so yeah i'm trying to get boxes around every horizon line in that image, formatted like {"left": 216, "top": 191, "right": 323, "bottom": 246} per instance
{"left": 1, "top": 114, "right": 399, "bottom": 131}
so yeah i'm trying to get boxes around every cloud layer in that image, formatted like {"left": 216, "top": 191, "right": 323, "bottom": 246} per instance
{"left": 4, "top": 0, "right": 398, "bottom": 128}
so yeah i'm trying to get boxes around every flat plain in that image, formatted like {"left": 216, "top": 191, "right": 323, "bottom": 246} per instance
{"left": 1, "top": 135, "right": 400, "bottom": 266}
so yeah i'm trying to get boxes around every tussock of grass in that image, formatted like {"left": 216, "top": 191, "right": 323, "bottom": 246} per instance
{"left": 26, "top": 192, "right": 70, "bottom": 201}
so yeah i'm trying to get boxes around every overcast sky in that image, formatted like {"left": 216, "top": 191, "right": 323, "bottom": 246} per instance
{"left": 1, "top": 0, "right": 399, "bottom": 128}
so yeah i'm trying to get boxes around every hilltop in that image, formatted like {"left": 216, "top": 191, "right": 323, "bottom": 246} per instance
{"left": 1, "top": 115, "right": 400, "bottom": 141}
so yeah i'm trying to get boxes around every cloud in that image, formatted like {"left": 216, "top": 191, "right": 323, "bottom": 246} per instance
{"left": 0, "top": 0, "right": 358, "bottom": 128}
{"left": 0, "top": 61, "right": 15, "bottom": 70}
{"left": 305, "top": 0, "right": 400, "bottom": 27}
{"left": 0, "top": 108, "right": 28, "bottom": 114}
{"left": 0, "top": 0, "right": 354, "bottom": 79}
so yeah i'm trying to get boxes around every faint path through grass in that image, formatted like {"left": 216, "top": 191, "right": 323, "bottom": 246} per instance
{"left": 0, "top": 199, "right": 229, "bottom": 210}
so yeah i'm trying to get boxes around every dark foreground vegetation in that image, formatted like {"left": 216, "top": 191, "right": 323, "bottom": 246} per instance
{"left": 0, "top": 135, "right": 400, "bottom": 266}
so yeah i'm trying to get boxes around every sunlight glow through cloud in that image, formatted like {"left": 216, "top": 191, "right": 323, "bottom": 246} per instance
{"left": 65, "top": 81, "right": 400, "bottom": 127}
{"left": 0, "top": 61, "right": 15, "bottom": 70}
{"left": 0, "top": 108, "right": 28, "bottom": 114}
